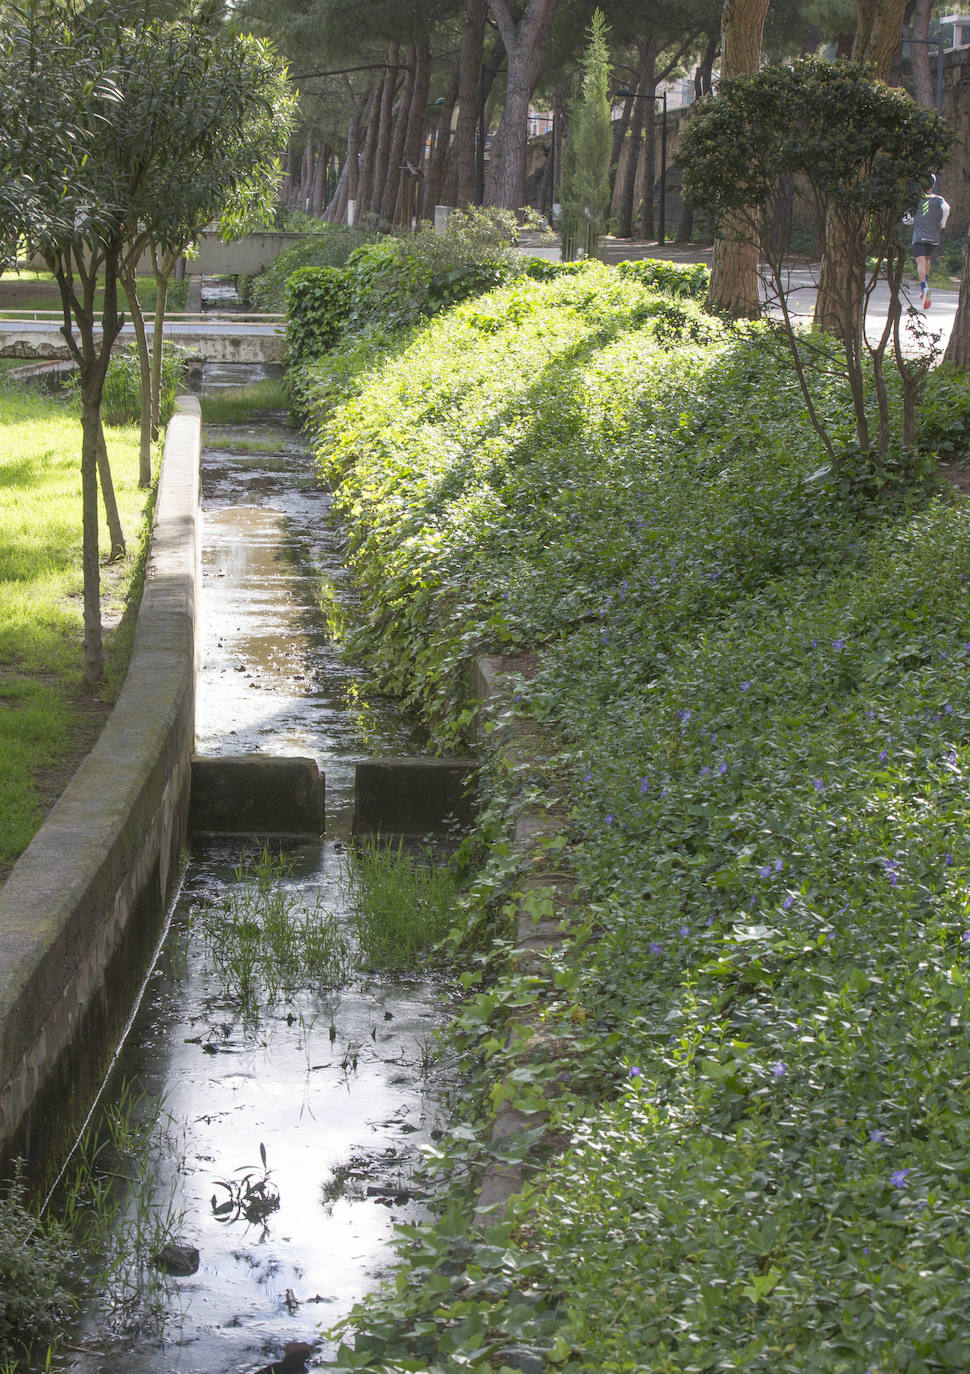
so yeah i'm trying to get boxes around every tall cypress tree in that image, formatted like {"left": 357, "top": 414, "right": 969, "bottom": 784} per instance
{"left": 559, "top": 9, "right": 612, "bottom": 259}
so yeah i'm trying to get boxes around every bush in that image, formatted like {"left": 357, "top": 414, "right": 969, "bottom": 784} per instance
{"left": 281, "top": 207, "right": 551, "bottom": 357}
{"left": 616, "top": 256, "right": 711, "bottom": 298}
{"left": 244, "top": 222, "right": 380, "bottom": 312}
{"left": 66, "top": 343, "right": 188, "bottom": 427}
{"left": 0, "top": 1170, "right": 75, "bottom": 1359}
{"left": 283, "top": 266, "right": 352, "bottom": 369}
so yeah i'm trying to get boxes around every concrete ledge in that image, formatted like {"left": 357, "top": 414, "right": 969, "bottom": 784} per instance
{"left": 353, "top": 757, "right": 477, "bottom": 837}
{"left": 191, "top": 755, "right": 324, "bottom": 837}
{"left": 0, "top": 397, "right": 200, "bottom": 1175}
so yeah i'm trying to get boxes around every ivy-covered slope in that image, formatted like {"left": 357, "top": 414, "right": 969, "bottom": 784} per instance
{"left": 295, "top": 264, "right": 970, "bottom": 1372}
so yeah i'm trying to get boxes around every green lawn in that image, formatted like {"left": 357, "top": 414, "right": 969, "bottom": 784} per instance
{"left": 0, "top": 372, "right": 156, "bottom": 877}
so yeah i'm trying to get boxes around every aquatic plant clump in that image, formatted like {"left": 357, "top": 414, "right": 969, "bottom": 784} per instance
{"left": 345, "top": 839, "right": 458, "bottom": 972}
{"left": 197, "top": 846, "right": 352, "bottom": 1015}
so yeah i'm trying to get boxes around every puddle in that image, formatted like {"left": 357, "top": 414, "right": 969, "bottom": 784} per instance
{"left": 55, "top": 362, "right": 449, "bottom": 1373}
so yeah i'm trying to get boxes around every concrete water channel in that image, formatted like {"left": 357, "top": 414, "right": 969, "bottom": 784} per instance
{"left": 56, "top": 352, "right": 457, "bottom": 1373}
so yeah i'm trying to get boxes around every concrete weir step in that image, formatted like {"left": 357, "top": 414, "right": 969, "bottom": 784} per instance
{"left": 191, "top": 756, "right": 325, "bottom": 837}
{"left": 353, "top": 757, "right": 477, "bottom": 838}
{"left": 190, "top": 755, "right": 477, "bottom": 839}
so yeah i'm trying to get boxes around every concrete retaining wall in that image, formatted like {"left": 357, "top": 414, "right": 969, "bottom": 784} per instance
{"left": 0, "top": 398, "right": 200, "bottom": 1177}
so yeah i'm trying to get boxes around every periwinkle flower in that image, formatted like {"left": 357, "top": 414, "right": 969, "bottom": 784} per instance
{"left": 772, "top": 1060, "right": 787, "bottom": 1078}
{"left": 890, "top": 1169, "right": 911, "bottom": 1188}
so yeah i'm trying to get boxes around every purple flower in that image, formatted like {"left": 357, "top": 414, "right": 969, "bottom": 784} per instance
{"left": 879, "top": 750, "right": 888, "bottom": 763}
{"left": 741, "top": 680, "right": 751, "bottom": 692}
{"left": 719, "top": 760, "right": 728, "bottom": 775}
{"left": 679, "top": 925, "right": 689, "bottom": 937}
{"left": 945, "top": 704, "right": 953, "bottom": 715}
{"left": 783, "top": 894, "right": 795, "bottom": 910}
{"left": 882, "top": 859, "right": 900, "bottom": 886}
{"left": 890, "top": 1169, "right": 911, "bottom": 1188}
{"left": 639, "top": 776, "right": 650, "bottom": 794}
{"left": 759, "top": 865, "right": 771, "bottom": 879}
{"left": 833, "top": 638, "right": 845, "bottom": 651}
{"left": 774, "top": 859, "right": 783, "bottom": 872}
{"left": 869, "top": 1128, "right": 885, "bottom": 1143}
{"left": 772, "top": 1060, "right": 787, "bottom": 1078}
{"left": 944, "top": 853, "right": 954, "bottom": 866}
{"left": 605, "top": 813, "right": 614, "bottom": 826}
{"left": 961, "top": 930, "right": 970, "bottom": 943}
{"left": 700, "top": 765, "right": 711, "bottom": 776}
{"left": 649, "top": 942, "right": 663, "bottom": 957}
{"left": 629, "top": 1066, "right": 642, "bottom": 1079}
{"left": 813, "top": 779, "right": 824, "bottom": 792}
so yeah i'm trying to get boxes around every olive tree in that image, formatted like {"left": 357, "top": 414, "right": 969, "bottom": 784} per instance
{"left": 680, "top": 59, "right": 952, "bottom": 463}
{"left": 105, "top": 18, "right": 296, "bottom": 482}
{"left": 0, "top": 1, "right": 293, "bottom": 683}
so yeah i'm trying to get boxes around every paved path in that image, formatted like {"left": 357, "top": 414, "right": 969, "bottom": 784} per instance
{"left": 595, "top": 238, "right": 959, "bottom": 351}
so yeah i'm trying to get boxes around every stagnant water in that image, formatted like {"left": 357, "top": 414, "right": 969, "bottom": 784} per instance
{"left": 58, "top": 359, "right": 450, "bottom": 1374}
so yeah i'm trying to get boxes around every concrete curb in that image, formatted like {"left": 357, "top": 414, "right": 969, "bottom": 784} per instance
{"left": 0, "top": 397, "right": 200, "bottom": 1175}
{"left": 469, "top": 654, "right": 579, "bottom": 1226}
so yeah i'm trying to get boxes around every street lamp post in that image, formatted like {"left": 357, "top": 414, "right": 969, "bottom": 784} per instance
{"left": 613, "top": 89, "right": 668, "bottom": 244}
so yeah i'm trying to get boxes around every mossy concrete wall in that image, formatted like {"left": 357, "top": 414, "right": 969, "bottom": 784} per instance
{"left": 0, "top": 398, "right": 200, "bottom": 1178}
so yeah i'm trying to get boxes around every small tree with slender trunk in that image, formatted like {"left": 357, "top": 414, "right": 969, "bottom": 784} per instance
{"left": 681, "top": 60, "right": 952, "bottom": 465}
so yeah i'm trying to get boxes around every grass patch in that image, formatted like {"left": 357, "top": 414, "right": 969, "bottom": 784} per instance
{"left": 346, "top": 838, "right": 458, "bottom": 972}
{"left": 195, "top": 846, "right": 352, "bottom": 1019}
{"left": 200, "top": 376, "right": 289, "bottom": 424}
{"left": 295, "top": 264, "right": 970, "bottom": 1370}
{"left": 0, "top": 373, "right": 156, "bottom": 876}
{"left": 0, "top": 271, "right": 188, "bottom": 317}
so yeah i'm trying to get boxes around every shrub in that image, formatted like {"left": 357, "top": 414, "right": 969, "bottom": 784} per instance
{"left": 66, "top": 343, "right": 188, "bottom": 427}
{"left": 0, "top": 1170, "right": 75, "bottom": 1359}
{"left": 245, "top": 222, "right": 379, "bottom": 312}
{"left": 283, "top": 265, "right": 352, "bottom": 368}
{"left": 616, "top": 256, "right": 711, "bottom": 297}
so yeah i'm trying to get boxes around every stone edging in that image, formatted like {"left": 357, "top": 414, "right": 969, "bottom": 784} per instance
{"left": 0, "top": 397, "right": 200, "bottom": 1174}
{"left": 470, "top": 654, "right": 578, "bottom": 1224}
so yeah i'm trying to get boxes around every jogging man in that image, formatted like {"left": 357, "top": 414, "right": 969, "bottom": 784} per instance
{"left": 910, "top": 173, "right": 950, "bottom": 310}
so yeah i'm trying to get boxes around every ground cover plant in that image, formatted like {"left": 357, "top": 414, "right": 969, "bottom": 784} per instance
{"left": 0, "top": 372, "right": 154, "bottom": 879}
{"left": 289, "top": 262, "right": 970, "bottom": 1371}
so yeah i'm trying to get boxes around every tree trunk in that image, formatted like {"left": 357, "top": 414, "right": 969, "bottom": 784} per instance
{"left": 81, "top": 399, "right": 103, "bottom": 685}
{"left": 424, "top": 60, "right": 460, "bottom": 216}
{"left": 356, "top": 77, "right": 383, "bottom": 217}
{"left": 150, "top": 265, "right": 171, "bottom": 441}
{"left": 96, "top": 417, "right": 126, "bottom": 562}
{"left": 123, "top": 263, "right": 153, "bottom": 487}
{"left": 370, "top": 46, "right": 400, "bottom": 216}
{"left": 905, "top": 0, "right": 933, "bottom": 107}
{"left": 617, "top": 46, "right": 658, "bottom": 239}
{"left": 484, "top": 0, "right": 561, "bottom": 209}
{"left": 453, "top": 0, "right": 488, "bottom": 208}
{"left": 815, "top": 0, "right": 908, "bottom": 334}
{"left": 944, "top": 238, "right": 970, "bottom": 368}
{"left": 637, "top": 58, "right": 661, "bottom": 241}
{"left": 398, "top": 42, "right": 432, "bottom": 223}
{"left": 706, "top": 0, "right": 771, "bottom": 316}
{"left": 325, "top": 157, "right": 350, "bottom": 224}
{"left": 382, "top": 48, "right": 416, "bottom": 223}
{"left": 311, "top": 139, "right": 329, "bottom": 217}
{"left": 853, "top": 0, "right": 907, "bottom": 74}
